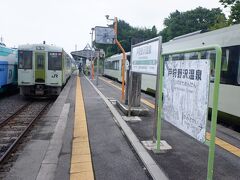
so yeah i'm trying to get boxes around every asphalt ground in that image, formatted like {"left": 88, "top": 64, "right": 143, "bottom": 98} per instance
{"left": 95, "top": 75, "right": 240, "bottom": 180}
{"left": 80, "top": 75, "right": 150, "bottom": 180}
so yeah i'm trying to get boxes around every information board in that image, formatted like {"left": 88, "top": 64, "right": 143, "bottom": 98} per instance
{"left": 162, "top": 59, "right": 210, "bottom": 142}
{"left": 131, "top": 40, "right": 159, "bottom": 75}
{"left": 95, "top": 26, "right": 115, "bottom": 44}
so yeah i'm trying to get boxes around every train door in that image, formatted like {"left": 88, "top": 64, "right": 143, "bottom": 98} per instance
{"left": 35, "top": 52, "right": 45, "bottom": 83}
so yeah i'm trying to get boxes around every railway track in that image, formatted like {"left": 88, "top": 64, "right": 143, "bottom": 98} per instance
{"left": 0, "top": 100, "right": 50, "bottom": 164}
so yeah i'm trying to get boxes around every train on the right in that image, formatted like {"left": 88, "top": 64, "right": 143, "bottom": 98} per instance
{"left": 104, "top": 24, "right": 240, "bottom": 125}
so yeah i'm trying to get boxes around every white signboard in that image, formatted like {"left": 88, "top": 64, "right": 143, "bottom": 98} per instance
{"left": 131, "top": 40, "right": 159, "bottom": 75}
{"left": 162, "top": 59, "right": 210, "bottom": 142}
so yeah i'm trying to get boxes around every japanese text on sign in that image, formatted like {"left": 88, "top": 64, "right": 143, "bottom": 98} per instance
{"left": 131, "top": 39, "right": 160, "bottom": 75}
{"left": 168, "top": 68, "right": 202, "bottom": 80}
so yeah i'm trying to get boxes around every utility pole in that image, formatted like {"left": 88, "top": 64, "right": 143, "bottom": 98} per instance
{"left": 113, "top": 17, "right": 126, "bottom": 102}
{"left": 96, "top": 50, "right": 99, "bottom": 86}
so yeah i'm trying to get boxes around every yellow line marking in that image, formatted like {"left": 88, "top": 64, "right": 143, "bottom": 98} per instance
{"left": 70, "top": 77, "right": 94, "bottom": 180}
{"left": 140, "top": 98, "right": 155, "bottom": 109}
{"left": 99, "top": 77, "right": 122, "bottom": 91}
{"left": 206, "top": 132, "right": 240, "bottom": 157}
{"left": 99, "top": 76, "right": 240, "bottom": 157}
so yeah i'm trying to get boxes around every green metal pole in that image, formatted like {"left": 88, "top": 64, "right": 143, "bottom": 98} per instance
{"left": 156, "top": 55, "right": 164, "bottom": 152}
{"left": 207, "top": 47, "right": 222, "bottom": 180}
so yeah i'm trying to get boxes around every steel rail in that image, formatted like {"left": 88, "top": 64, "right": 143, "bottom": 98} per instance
{"left": 0, "top": 101, "right": 50, "bottom": 164}
{"left": 0, "top": 102, "right": 32, "bottom": 128}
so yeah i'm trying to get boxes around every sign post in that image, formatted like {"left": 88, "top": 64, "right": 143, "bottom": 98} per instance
{"left": 95, "top": 21, "right": 126, "bottom": 102}
{"left": 157, "top": 45, "right": 222, "bottom": 179}
{"left": 130, "top": 37, "right": 162, "bottom": 142}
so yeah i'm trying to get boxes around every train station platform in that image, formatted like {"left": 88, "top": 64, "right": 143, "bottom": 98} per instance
{"left": 3, "top": 73, "right": 240, "bottom": 180}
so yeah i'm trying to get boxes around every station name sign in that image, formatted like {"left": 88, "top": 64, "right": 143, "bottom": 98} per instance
{"left": 162, "top": 59, "right": 210, "bottom": 142}
{"left": 131, "top": 38, "right": 161, "bottom": 75}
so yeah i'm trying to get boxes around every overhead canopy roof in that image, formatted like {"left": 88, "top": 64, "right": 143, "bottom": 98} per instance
{"left": 71, "top": 44, "right": 97, "bottom": 60}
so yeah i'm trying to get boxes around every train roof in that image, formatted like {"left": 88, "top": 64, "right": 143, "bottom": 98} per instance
{"left": 0, "top": 44, "right": 17, "bottom": 57}
{"left": 104, "top": 24, "right": 240, "bottom": 60}
{"left": 163, "top": 24, "right": 240, "bottom": 54}
{"left": 105, "top": 52, "right": 131, "bottom": 61}
{"left": 18, "top": 44, "right": 63, "bottom": 52}
{"left": 0, "top": 42, "right": 6, "bottom": 47}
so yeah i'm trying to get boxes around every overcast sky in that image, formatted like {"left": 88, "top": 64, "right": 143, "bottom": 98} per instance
{"left": 1, "top": 0, "right": 228, "bottom": 54}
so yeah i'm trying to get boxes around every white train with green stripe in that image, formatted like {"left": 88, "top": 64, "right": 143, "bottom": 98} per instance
{"left": 18, "top": 43, "right": 72, "bottom": 96}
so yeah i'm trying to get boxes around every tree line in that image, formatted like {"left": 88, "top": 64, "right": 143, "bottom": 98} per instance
{"left": 95, "top": 1, "right": 239, "bottom": 57}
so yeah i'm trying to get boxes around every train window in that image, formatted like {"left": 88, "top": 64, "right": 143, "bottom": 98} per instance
{"left": 200, "top": 51, "right": 207, "bottom": 59}
{"left": 221, "top": 48, "right": 229, "bottom": 71}
{"left": 184, "top": 52, "right": 198, "bottom": 60}
{"left": 164, "top": 55, "right": 169, "bottom": 61}
{"left": 48, "top": 52, "right": 62, "bottom": 70}
{"left": 67, "top": 58, "right": 71, "bottom": 68}
{"left": 117, "top": 61, "right": 119, "bottom": 70}
{"left": 209, "top": 51, "right": 216, "bottom": 82}
{"left": 113, "top": 61, "right": 116, "bottom": 70}
{"left": 18, "top": 51, "right": 32, "bottom": 69}
{"left": 105, "top": 61, "right": 109, "bottom": 69}
{"left": 172, "top": 54, "right": 184, "bottom": 60}
{"left": 113, "top": 60, "right": 119, "bottom": 70}
{"left": 36, "top": 55, "right": 44, "bottom": 69}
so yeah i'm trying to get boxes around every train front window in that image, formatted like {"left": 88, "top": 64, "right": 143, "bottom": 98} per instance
{"left": 37, "top": 55, "right": 44, "bottom": 69}
{"left": 18, "top": 51, "right": 32, "bottom": 69}
{"left": 48, "top": 52, "right": 62, "bottom": 70}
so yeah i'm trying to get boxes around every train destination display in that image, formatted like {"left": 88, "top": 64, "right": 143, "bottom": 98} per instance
{"left": 131, "top": 40, "right": 159, "bottom": 75}
{"left": 162, "top": 59, "right": 210, "bottom": 142}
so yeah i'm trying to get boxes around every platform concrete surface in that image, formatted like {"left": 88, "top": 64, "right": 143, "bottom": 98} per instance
{"left": 80, "top": 76, "right": 151, "bottom": 180}
{"left": 4, "top": 74, "right": 76, "bottom": 180}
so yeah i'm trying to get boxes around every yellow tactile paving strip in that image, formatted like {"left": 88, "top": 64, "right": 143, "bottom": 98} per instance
{"left": 99, "top": 76, "right": 240, "bottom": 157}
{"left": 70, "top": 77, "right": 94, "bottom": 180}
{"left": 206, "top": 132, "right": 240, "bottom": 157}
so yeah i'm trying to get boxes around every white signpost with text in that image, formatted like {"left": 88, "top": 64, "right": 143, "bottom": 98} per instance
{"left": 131, "top": 39, "right": 160, "bottom": 75}
{"left": 130, "top": 37, "right": 169, "bottom": 151}
{"left": 163, "top": 59, "right": 210, "bottom": 142}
